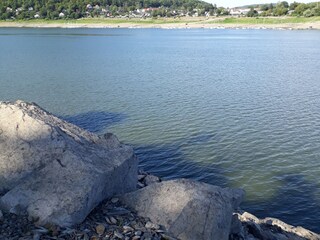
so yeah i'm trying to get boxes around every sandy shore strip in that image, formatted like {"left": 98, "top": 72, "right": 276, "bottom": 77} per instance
{"left": 0, "top": 20, "right": 320, "bottom": 30}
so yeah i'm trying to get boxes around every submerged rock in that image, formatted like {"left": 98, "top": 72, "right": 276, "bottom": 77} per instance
{"left": 0, "top": 100, "right": 138, "bottom": 227}
{"left": 120, "top": 178, "right": 245, "bottom": 240}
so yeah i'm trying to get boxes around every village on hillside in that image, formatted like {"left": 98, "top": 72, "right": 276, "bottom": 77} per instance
{"left": 1, "top": 1, "right": 319, "bottom": 19}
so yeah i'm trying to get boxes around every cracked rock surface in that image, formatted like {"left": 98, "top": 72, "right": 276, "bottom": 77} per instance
{"left": 0, "top": 100, "right": 138, "bottom": 227}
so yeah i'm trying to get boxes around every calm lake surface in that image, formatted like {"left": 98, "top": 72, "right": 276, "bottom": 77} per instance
{"left": 0, "top": 28, "right": 320, "bottom": 232}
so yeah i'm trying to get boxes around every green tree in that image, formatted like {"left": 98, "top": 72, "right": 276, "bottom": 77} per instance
{"left": 294, "top": 3, "right": 307, "bottom": 16}
{"left": 247, "top": 7, "right": 258, "bottom": 17}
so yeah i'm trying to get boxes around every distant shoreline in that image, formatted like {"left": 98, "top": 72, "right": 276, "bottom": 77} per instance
{"left": 0, "top": 17, "right": 320, "bottom": 30}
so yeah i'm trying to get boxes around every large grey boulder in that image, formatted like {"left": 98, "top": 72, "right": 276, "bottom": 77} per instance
{"left": 0, "top": 100, "right": 138, "bottom": 226}
{"left": 120, "top": 178, "right": 245, "bottom": 240}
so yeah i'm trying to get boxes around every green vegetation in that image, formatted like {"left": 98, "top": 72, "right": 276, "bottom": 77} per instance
{"left": 207, "top": 16, "right": 320, "bottom": 25}
{"left": 0, "top": 0, "right": 216, "bottom": 20}
{"left": 251, "top": 1, "right": 320, "bottom": 17}
{"left": 0, "top": 0, "right": 319, "bottom": 21}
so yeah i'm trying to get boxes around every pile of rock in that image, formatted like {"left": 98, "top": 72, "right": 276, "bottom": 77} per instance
{"left": 0, "top": 101, "right": 319, "bottom": 240}
{"left": 0, "top": 198, "right": 177, "bottom": 240}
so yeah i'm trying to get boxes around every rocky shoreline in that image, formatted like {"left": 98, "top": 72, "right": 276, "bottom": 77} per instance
{"left": 0, "top": 21, "right": 320, "bottom": 30}
{"left": 0, "top": 101, "right": 319, "bottom": 240}
{"left": 0, "top": 170, "right": 319, "bottom": 240}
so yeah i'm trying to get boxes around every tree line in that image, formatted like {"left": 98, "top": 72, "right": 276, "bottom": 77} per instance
{"left": 246, "top": 1, "right": 320, "bottom": 17}
{"left": 0, "top": 0, "right": 319, "bottom": 20}
{"left": 0, "top": 0, "right": 216, "bottom": 19}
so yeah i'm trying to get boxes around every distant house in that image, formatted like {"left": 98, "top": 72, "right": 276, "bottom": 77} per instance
{"left": 16, "top": 7, "right": 24, "bottom": 13}
{"left": 34, "top": 13, "right": 40, "bottom": 18}
{"left": 288, "top": 10, "right": 294, "bottom": 15}
{"left": 86, "top": 4, "right": 93, "bottom": 10}
{"left": 6, "top": 7, "right": 13, "bottom": 12}
{"left": 28, "top": 7, "right": 34, "bottom": 11}
{"left": 230, "top": 8, "right": 251, "bottom": 15}
{"left": 230, "top": 9, "right": 241, "bottom": 15}
{"left": 59, "top": 12, "right": 65, "bottom": 18}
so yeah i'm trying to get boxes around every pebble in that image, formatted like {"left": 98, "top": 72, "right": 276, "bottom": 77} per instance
{"left": 33, "top": 226, "right": 49, "bottom": 234}
{"left": 145, "top": 221, "right": 160, "bottom": 230}
{"left": 114, "top": 230, "right": 124, "bottom": 239}
{"left": 135, "top": 230, "right": 142, "bottom": 236}
{"left": 138, "top": 174, "right": 146, "bottom": 181}
{"left": 123, "top": 225, "right": 134, "bottom": 233}
{"left": 110, "top": 216, "right": 118, "bottom": 224}
{"left": 95, "top": 224, "right": 105, "bottom": 235}
{"left": 111, "top": 197, "right": 119, "bottom": 203}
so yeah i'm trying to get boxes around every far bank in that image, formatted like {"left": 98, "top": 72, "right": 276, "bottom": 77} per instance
{"left": 0, "top": 16, "right": 320, "bottom": 29}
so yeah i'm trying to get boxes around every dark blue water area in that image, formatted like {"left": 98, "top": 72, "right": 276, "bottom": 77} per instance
{"left": 1, "top": 28, "right": 320, "bottom": 232}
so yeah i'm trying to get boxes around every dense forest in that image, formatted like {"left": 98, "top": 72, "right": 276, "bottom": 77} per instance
{"left": 0, "top": 0, "right": 216, "bottom": 19}
{"left": 0, "top": 0, "right": 319, "bottom": 20}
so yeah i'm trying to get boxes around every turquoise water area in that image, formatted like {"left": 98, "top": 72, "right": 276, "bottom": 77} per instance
{"left": 0, "top": 28, "right": 320, "bottom": 232}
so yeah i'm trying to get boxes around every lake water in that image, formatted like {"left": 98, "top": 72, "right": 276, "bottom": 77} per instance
{"left": 0, "top": 28, "right": 320, "bottom": 232}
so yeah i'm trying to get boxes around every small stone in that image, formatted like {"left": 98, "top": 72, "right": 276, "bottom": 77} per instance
{"left": 110, "top": 216, "right": 117, "bottom": 224}
{"left": 123, "top": 225, "right": 134, "bottom": 233}
{"left": 135, "top": 230, "right": 142, "bottom": 236}
{"left": 111, "top": 198, "right": 119, "bottom": 203}
{"left": 114, "top": 231, "right": 124, "bottom": 239}
{"left": 33, "top": 226, "right": 49, "bottom": 234}
{"left": 132, "top": 236, "right": 141, "bottom": 240}
{"left": 125, "top": 237, "right": 130, "bottom": 240}
{"left": 0, "top": 210, "right": 3, "bottom": 221}
{"left": 105, "top": 216, "right": 112, "bottom": 224}
{"left": 90, "top": 236, "right": 99, "bottom": 240}
{"left": 95, "top": 224, "right": 105, "bottom": 235}
{"left": 145, "top": 221, "right": 160, "bottom": 230}
{"left": 138, "top": 175, "right": 146, "bottom": 181}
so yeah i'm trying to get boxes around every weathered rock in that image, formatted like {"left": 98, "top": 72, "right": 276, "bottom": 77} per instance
{"left": 0, "top": 100, "right": 138, "bottom": 227}
{"left": 233, "top": 211, "right": 320, "bottom": 240}
{"left": 230, "top": 213, "right": 245, "bottom": 240}
{"left": 120, "top": 179, "right": 245, "bottom": 240}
